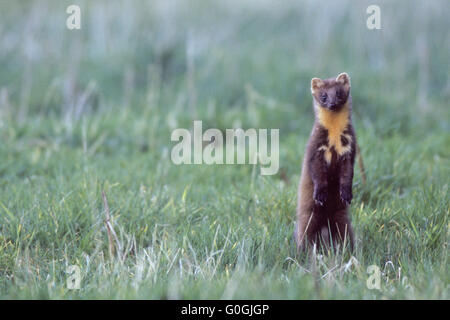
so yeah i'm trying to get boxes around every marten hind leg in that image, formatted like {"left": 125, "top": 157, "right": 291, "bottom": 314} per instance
{"left": 330, "top": 210, "right": 355, "bottom": 251}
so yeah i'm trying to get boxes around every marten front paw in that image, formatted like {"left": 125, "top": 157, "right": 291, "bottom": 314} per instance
{"left": 340, "top": 186, "right": 353, "bottom": 205}
{"left": 314, "top": 187, "right": 328, "bottom": 206}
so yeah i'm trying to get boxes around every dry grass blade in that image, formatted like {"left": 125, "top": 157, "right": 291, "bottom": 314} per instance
{"left": 102, "top": 190, "right": 122, "bottom": 260}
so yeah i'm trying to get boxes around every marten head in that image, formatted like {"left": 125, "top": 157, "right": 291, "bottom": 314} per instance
{"left": 311, "top": 73, "right": 351, "bottom": 112}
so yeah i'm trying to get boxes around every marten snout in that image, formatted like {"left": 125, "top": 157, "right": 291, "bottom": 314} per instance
{"left": 319, "top": 90, "right": 347, "bottom": 111}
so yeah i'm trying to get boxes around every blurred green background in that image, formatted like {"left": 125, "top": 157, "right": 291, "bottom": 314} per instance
{"left": 0, "top": 0, "right": 448, "bottom": 299}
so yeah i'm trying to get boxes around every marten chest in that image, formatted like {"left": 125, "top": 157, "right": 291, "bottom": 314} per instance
{"left": 316, "top": 107, "right": 352, "bottom": 165}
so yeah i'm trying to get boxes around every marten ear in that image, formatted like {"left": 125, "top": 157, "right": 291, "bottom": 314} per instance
{"left": 311, "top": 78, "right": 324, "bottom": 93}
{"left": 336, "top": 73, "right": 351, "bottom": 87}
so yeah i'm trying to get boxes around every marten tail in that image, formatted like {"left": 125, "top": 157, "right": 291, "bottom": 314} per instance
{"left": 356, "top": 142, "right": 367, "bottom": 184}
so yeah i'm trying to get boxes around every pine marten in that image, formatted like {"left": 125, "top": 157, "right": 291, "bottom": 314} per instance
{"left": 295, "top": 72, "right": 356, "bottom": 252}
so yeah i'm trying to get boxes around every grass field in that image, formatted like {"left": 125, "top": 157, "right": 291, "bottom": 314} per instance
{"left": 0, "top": 0, "right": 449, "bottom": 299}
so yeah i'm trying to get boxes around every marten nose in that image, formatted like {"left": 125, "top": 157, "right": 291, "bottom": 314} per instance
{"left": 326, "top": 101, "right": 339, "bottom": 110}
{"left": 326, "top": 101, "right": 335, "bottom": 108}
{"left": 325, "top": 95, "right": 337, "bottom": 109}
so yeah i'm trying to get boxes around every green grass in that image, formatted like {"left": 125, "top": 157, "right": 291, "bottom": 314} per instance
{"left": 0, "top": 0, "right": 448, "bottom": 299}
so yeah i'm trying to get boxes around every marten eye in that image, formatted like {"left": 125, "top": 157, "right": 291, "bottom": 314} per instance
{"left": 319, "top": 92, "right": 327, "bottom": 103}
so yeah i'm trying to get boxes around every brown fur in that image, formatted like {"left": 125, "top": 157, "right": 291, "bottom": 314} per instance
{"left": 295, "top": 73, "right": 356, "bottom": 252}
